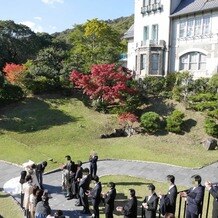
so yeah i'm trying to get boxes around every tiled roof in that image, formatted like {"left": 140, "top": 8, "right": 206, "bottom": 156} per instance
{"left": 171, "top": 0, "right": 218, "bottom": 17}
{"left": 123, "top": 24, "right": 134, "bottom": 39}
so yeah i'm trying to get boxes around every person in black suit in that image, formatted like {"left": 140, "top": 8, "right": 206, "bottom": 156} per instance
{"left": 142, "top": 184, "right": 158, "bottom": 218}
{"left": 117, "top": 189, "right": 137, "bottom": 218}
{"left": 62, "top": 155, "right": 76, "bottom": 195}
{"left": 103, "top": 182, "right": 117, "bottom": 218}
{"left": 205, "top": 181, "right": 218, "bottom": 218}
{"left": 180, "top": 175, "right": 205, "bottom": 218}
{"left": 76, "top": 168, "right": 92, "bottom": 214}
{"left": 160, "top": 175, "right": 177, "bottom": 216}
{"left": 89, "top": 176, "right": 102, "bottom": 218}
{"left": 89, "top": 151, "right": 98, "bottom": 178}
{"left": 36, "top": 161, "right": 47, "bottom": 189}
{"left": 71, "top": 161, "right": 83, "bottom": 200}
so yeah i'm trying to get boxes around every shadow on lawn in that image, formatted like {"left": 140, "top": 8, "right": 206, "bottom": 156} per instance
{"left": 0, "top": 97, "right": 78, "bottom": 133}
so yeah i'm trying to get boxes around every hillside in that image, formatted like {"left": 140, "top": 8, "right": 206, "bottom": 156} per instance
{"left": 53, "top": 15, "right": 134, "bottom": 43}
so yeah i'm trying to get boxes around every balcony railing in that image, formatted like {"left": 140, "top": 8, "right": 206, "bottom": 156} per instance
{"left": 141, "top": 3, "right": 163, "bottom": 15}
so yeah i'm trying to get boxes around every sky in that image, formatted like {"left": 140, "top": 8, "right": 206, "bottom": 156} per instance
{"left": 0, "top": 0, "right": 134, "bottom": 34}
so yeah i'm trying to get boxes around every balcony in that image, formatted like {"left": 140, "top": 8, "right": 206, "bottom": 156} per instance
{"left": 138, "top": 40, "right": 166, "bottom": 48}
{"left": 141, "top": 3, "right": 163, "bottom": 15}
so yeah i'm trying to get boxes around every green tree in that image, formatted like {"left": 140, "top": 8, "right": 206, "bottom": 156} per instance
{"left": 69, "top": 19, "right": 124, "bottom": 72}
{"left": 0, "top": 20, "right": 42, "bottom": 70}
{"left": 23, "top": 47, "right": 68, "bottom": 93}
{"left": 140, "top": 112, "right": 160, "bottom": 133}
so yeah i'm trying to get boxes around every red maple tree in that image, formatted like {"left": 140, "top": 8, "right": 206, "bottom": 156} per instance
{"left": 118, "top": 112, "right": 138, "bottom": 126}
{"left": 70, "top": 64, "right": 136, "bottom": 104}
{"left": 3, "top": 63, "right": 26, "bottom": 84}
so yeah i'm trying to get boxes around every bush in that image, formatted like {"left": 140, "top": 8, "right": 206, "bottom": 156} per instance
{"left": 188, "top": 93, "right": 217, "bottom": 102}
{"left": 140, "top": 112, "right": 160, "bottom": 133}
{"left": 0, "top": 83, "right": 24, "bottom": 105}
{"left": 164, "top": 73, "right": 177, "bottom": 91}
{"left": 208, "top": 109, "right": 218, "bottom": 119}
{"left": 166, "top": 110, "right": 185, "bottom": 133}
{"left": 204, "top": 118, "right": 218, "bottom": 137}
{"left": 190, "top": 101, "right": 217, "bottom": 111}
{"left": 142, "top": 76, "right": 165, "bottom": 95}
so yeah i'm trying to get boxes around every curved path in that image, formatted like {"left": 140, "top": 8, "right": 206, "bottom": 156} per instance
{"left": 0, "top": 159, "right": 218, "bottom": 217}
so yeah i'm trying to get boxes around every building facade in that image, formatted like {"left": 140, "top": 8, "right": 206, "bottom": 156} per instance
{"left": 125, "top": 0, "right": 218, "bottom": 79}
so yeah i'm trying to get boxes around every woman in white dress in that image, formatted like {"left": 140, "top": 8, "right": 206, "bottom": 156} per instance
{"left": 3, "top": 160, "right": 40, "bottom": 195}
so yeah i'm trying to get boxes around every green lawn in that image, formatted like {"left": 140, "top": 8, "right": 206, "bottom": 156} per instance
{"left": 0, "top": 191, "right": 23, "bottom": 218}
{"left": 0, "top": 95, "right": 217, "bottom": 170}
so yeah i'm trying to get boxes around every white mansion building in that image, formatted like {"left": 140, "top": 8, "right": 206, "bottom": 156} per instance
{"left": 124, "top": 0, "right": 218, "bottom": 79}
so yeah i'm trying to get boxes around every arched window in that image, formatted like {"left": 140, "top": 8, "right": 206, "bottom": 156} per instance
{"left": 179, "top": 52, "right": 206, "bottom": 71}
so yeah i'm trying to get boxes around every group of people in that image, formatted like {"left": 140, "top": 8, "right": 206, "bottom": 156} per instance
{"left": 6, "top": 152, "right": 217, "bottom": 218}
{"left": 18, "top": 160, "right": 65, "bottom": 218}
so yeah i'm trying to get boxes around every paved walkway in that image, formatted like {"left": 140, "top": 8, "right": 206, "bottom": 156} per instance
{"left": 0, "top": 160, "right": 218, "bottom": 217}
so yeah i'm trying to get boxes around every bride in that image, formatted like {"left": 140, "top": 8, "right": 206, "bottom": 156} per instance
{"left": 3, "top": 160, "right": 40, "bottom": 195}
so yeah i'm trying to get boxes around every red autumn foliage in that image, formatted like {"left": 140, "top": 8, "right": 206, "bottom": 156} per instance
{"left": 118, "top": 112, "right": 138, "bottom": 126}
{"left": 3, "top": 63, "right": 26, "bottom": 84}
{"left": 70, "top": 64, "right": 136, "bottom": 104}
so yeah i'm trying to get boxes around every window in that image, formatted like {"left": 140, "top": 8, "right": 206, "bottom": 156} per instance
{"left": 187, "top": 19, "right": 194, "bottom": 37}
{"left": 151, "top": 24, "right": 158, "bottom": 42}
{"left": 179, "top": 52, "right": 207, "bottom": 71}
{"left": 179, "top": 16, "right": 211, "bottom": 38}
{"left": 151, "top": 54, "right": 159, "bottom": 73}
{"left": 202, "top": 17, "right": 210, "bottom": 35}
{"left": 179, "top": 20, "right": 186, "bottom": 38}
{"left": 194, "top": 17, "right": 201, "bottom": 36}
{"left": 143, "top": 26, "right": 149, "bottom": 41}
{"left": 140, "top": 54, "right": 146, "bottom": 70}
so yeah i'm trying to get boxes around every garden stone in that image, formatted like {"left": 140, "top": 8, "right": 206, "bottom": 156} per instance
{"left": 202, "top": 138, "right": 217, "bottom": 150}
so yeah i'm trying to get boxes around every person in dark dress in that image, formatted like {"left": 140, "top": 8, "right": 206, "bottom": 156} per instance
{"left": 89, "top": 151, "right": 98, "bottom": 178}
{"left": 142, "top": 184, "right": 158, "bottom": 218}
{"left": 205, "top": 181, "right": 218, "bottom": 218}
{"left": 180, "top": 175, "right": 205, "bottom": 218}
{"left": 117, "top": 189, "right": 137, "bottom": 218}
{"left": 89, "top": 176, "right": 102, "bottom": 218}
{"left": 159, "top": 175, "right": 177, "bottom": 217}
{"left": 103, "top": 182, "right": 117, "bottom": 218}
{"left": 36, "top": 161, "right": 47, "bottom": 189}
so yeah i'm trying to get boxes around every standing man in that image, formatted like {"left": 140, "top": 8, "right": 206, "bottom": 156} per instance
{"left": 71, "top": 161, "right": 83, "bottom": 200}
{"left": 89, "top": 151, "right": 98, "bottom": 179}
{"left": 117, "top": 189, "right": 137, "bottom": 218}
{"left": 36, "top": 161, "right": 47, "bottom": 189}
{"left": 205, "top": 181, "right": 218, "bottom": 218}
{"left": 103, "top": 182, "right": 117, "bottom": 218}
{"left": 180, "top": 175, "right": 205, "bottom": 218}
{"left": 89, "top": 176, "right": 102, "bottom": 218}
{"left": 76, "top": 168, "right": 92, "bottom": 214}
{"left": 62, "top": 155, "right": 76, "bottom": 197}
{"left": 142, "top": 184, "right": 158, "bottom": 218}
{"left": 159, "top": 175, "right": 177, "bottom": 217}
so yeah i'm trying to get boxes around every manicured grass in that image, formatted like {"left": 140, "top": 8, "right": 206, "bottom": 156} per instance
{"left": 0, "top": 95, "right": 217, "bottom": 170}
{"left": 0, "top": 191, "right": 23, "bottom": 218}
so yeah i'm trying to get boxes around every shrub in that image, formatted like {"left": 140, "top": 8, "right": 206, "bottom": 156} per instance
{"left": 164, "top": 73, "right": 177, "bottom": 91}
{"left": 188, "top": 93, "right": 217, "bottom": 102}
{"left": 190, "top": 101, "right": 217, "bottom": 111}
{"left": 204, "top": 118, "right": 218, "bottom": 137}
{"left": 140, "top": 112, "right": 160, "bottom": 133}
{"left": 142, "top": 76, "right": 165, "bottom": 95}
{"left": 166, "top": 110, "right": 185, "bottom": 133}
{"left": 207, "top": 109, "right": 218, "bottom": 119}
{"left": 0, "top": 83, "right": 24, "bottom": 105}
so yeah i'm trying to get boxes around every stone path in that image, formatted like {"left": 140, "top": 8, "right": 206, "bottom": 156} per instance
{"left": 0, "top": 159, "right": 218, "bottom": 217}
